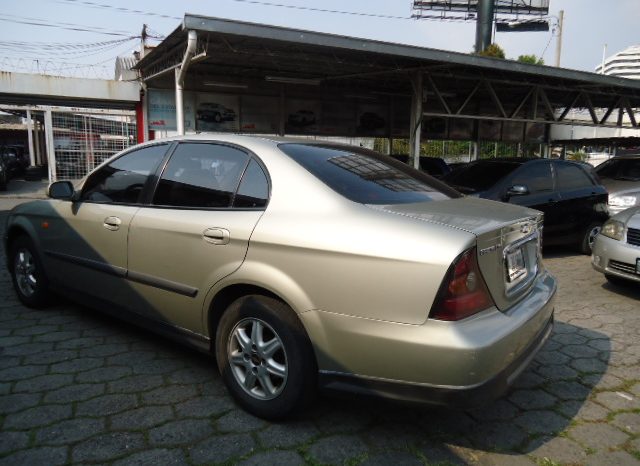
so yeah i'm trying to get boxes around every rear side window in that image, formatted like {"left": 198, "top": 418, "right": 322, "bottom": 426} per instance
{"left": 80, "top": 144, "right": 168, "bottom": 204}
{"left": 444, "top": 161, "right": 521, "bottom": 192}
{"left": 153, "top": 143, "right": 250, "bottom": 208}
{"left": 279, "top": 143, "right": 455, "bottom": 204}
{"left": 234, "top": 159, "right": 269, "bottom": 208}
{"left": 555, "top": 163, "right": 593, "bottom": 190}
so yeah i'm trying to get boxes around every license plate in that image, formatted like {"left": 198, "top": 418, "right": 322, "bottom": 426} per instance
{"left": 506, "top": 248, "right": 527, "bottom": 283}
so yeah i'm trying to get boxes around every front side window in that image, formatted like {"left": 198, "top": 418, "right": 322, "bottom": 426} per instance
{"left": 279, "top": 143, "right": 456, "bottom": 204}
{"left": 80, "top": 144, "right": 168, "bottom": 203}
{"left": 512, "top": 162, "right": 553, "bottom": 193}
{"left": 153, "top": 143, "right": 250, "bottom": 208}
{"left": 444, "top": 160, "right": 521, "bottom": 193}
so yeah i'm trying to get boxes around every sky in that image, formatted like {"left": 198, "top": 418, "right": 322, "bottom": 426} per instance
{"left": 0, "top": 0, "right": 638, "bottom": 79}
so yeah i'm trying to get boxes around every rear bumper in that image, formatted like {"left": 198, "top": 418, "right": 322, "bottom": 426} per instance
{"left": 319, "top": 314, "right": 553, "bottom": 407}
{"left": 302, "top": 270, "right": 556, "bottom": 407}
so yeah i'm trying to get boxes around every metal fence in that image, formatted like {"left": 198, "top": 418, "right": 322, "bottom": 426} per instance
{"left": 51, "top": 109, "right": 136, "bottom": 181}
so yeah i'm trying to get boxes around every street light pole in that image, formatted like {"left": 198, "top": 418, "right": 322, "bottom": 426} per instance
{"left": 555, "top": 10, "right": 564, "bottom": 67}
{"left": 475, "top": 0, "right": 495, "bottom": 53}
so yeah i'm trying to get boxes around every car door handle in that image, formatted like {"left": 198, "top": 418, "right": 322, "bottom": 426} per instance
{"left": 203, "top": 228, "right": 230, "bottom": 245}
{"left": 103, "top": 216, "right": 122, "bottom": 231}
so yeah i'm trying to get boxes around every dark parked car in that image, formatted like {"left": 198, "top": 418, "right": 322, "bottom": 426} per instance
{"left": 0, "top": 153, "right": 8, "bottom": 190}
{"left": 594, "top": 155, "right": 640, "bottom": 215}
{"left": 1, "top": 145, "right": 29, "bottom": 178}
{"left": 443, "top": 158, "right": 609, "bottom": 254}
{"left": 391, "top": 155, "right": 451, "bottom": 179}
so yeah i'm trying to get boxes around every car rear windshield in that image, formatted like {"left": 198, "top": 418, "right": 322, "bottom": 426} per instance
{"left": 279, "top": 143, "right": 457, "bottom": 204}
{"left": 444, "top": 161, "right": 521, "bottom": 192}
{"left": 596, "top": 158, "right": 640, "bottom": 181}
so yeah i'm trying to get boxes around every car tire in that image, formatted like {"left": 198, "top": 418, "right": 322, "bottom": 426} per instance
{"left": 215, "top": 295, "right": 316, "bottom": 420}
{"left": 9, "top": 236, "right": 51, "bottom": 308}
{"left": 0, "top": 172, "right": 7, "bottom": 191}
{"left": 580, "top": 222, "right": 602, "bottom": 255}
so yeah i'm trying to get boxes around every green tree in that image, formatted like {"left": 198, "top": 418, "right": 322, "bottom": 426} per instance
{"left": 476, "top": 43, "right": 506, "bottom": 59}
{"left": 517, "top": 54, "right": 544, "bottom": 65}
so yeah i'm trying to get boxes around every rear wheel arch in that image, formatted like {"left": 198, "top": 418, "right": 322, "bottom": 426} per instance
{"left": 6, "top": 225, "right": 35, "bottom": 266}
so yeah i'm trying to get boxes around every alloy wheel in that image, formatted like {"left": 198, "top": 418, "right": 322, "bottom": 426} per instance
{"left": 227, "top": 317, "right": 288, "bottom": 400}
{"left": 14, "top": 248, "right": 37, "bottom": 298}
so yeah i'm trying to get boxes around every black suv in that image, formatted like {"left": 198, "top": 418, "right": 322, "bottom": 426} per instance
{"left": 443, "top": 158, "right": 608, "bottom": 254}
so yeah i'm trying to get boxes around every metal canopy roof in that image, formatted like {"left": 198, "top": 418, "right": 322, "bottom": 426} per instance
{"left": 136, "top": 14, "right": 640, "bottom": 131}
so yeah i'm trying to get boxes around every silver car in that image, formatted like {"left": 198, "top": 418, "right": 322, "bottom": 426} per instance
{"left": 595, "top": 155, "right": 640, "bottom": 215}
{"left": 592, "top": 205, "right": 640, "bottom": 284}
{"left": 4, "top": 135, "right": 556, "bottom": 419}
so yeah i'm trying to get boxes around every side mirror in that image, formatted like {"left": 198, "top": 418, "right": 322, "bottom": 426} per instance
{"left": 505, "top": 185, "right": 529, "bottom": 199}
{"left": 47, "top": 181, "right": 75, "bottom": 200}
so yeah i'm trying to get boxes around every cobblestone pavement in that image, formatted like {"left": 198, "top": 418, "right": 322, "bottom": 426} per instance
{"left": 1, "top": 209, "right": 639, "bottom": 465}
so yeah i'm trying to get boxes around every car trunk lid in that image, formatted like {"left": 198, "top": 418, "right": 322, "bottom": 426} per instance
{"left": 369, "top": 197, "right": 544, "bottom": 311}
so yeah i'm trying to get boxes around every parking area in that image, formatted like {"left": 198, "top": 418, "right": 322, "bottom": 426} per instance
{"left": 0, "top": 204, "right": 639, "bottom": 465}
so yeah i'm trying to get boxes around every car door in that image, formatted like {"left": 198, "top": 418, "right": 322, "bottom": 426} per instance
{"left": 553, "top": 161, "right": 607, "bottom": 242}
{"left": 502, "top": 161, "right": 562, "bottom": 236}
{"left": 126, "top": 141, "right": 269, "bottom": 334}
{"left": 41, "top": 143, "right": 170, "bottom": 305}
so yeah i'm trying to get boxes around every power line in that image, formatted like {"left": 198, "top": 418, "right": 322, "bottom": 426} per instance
{"left": 0, "top": 13, "right": 135, "bottom": 36}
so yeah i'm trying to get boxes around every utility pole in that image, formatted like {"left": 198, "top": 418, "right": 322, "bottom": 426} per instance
{"left": 601, "top": 44, "right": 608, "bottom": 74}
{"left": 475, "top": 0, "right": 496, "bottom": 53}
{"left": 140, "top": 24, "right": 148, "bottom": 59}
{"left": 554, "top": 10, "right": 564, "bottom": 67}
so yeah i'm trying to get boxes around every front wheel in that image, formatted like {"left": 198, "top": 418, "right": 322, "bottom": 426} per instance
{"left": 580, "top": 222, "right": 602, "bottom": 255}
{"left": 9, "top": 236, "right": 51, "bottom": 308}
{"left": 215, "top": 295, "right": 316, "bottom": 420}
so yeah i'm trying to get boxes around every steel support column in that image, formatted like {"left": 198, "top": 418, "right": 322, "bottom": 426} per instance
{"left": 26, "top": 109, "right": 35, "bottom": 167}
{"left": 44, "top": 109, "right": 57, "bottom": 183}
{"left": 475, "top": 0, "right": 495, "bottom": 53}
{"left": 175, "top": 30, "right": 197, "bottom": 136}
{"left": 409, "top": 71, "right": 423, "bottom": 169}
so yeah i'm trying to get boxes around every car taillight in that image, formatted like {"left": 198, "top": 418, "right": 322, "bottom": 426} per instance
{"left": 430, "top": 247, "right": 494, "bottom": 321}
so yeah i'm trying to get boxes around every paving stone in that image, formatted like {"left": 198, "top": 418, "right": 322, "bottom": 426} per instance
{"left": 584, "top": 450, "right": 640, "bottom": 466}
{"left": 131, "top": 358, "right": 185, "bottom": 375}
{"left": 308, "top": 434, "right": 370, "bottom": 465}
{"left": 581, "top": 373, "right": 624, "bottom": 390}
{"left": 509, "top": 389, "right": 557, "bottom": 410}
{"left": 513, "top": 411, "right": 567, "bottom": 435}
{"left": 148, "top": 419, "right": 213, "bottom": 446}
{"left": 79, "top": 343, "right": 130, "bottom": 357}
{"left": 526, "top": 436, "right": 587, "bottom": 464}
{"left": 0, "top": 446, "right": 68, "bottom": 466}
{"left": 50, "top": 357, "right": 104, "bottom": 373}
{"left": 44, "top": 383, "right": 105, "bottom": 403}
{"left": 313, "top": 405, "right": 374, "bottom": 434}
{"left": 0, "top": 431, "right": 30, "bottom": 454}
{"left": 2, "top": 342, "right": 54, "bottom": 356}
{"left": 35, "top": 418, "right": 105, "bottom": 445}
{"left": 0, "top": 356, "right": 21, "bottom": 370}
{"left": 418, "top": 441, "right": 468, "bottom": 465}
{"left": 190, "top": 433, "right": 255, "bottom": 464}
{"left": 56, "top": 337, "right": 104, "bottom": 350}
{"left": 22, "top": 350, "right": 77, "bottom": 365}
{"left": 544, "top": 380, "right": 592, "bottom": 400}
{"left": 238, "top": 450, "right": 305, "bottom": 466}
{"left": 112, "top": 449, "right": 187, "bottom": 466}
{"left": 468, "top": 400, "right": 518, "bottom": 422}
{"left": 611, "top": 412, "right": 640, "bottom": 435}
{"left": 535, "top": 364, "right": 579, "bottom": 380}
{"left": 593, "top": 391, "right": 640, "bottom": 411}
{"left": 257, "top": 421, "right": 320, "bottom": 448}
{"left": 0, "top": 364, "right": 47, "bottom": 381}
{"left": 107, "top": 351, "right": 156, "bottom": 366}
{"left": 76, "top": 366, "right": 133, "bottom": 383}
{"left": 166, "top": 365, "right": 213, "bottom": 384}
{"left": 76, "top": 394, "right": 138, "bottom": 416}
{"left": 175, "top": 395, "right": 234, "bottom": 418}
{"left": 33, "top": 330, "right": 82, "bottom": 343}
{"left": 141, "top": 385, "right": 198, "bottom": 405}
{"left": 13, "top": 374, "right": 74, "bottom": 393}
{"left": 477, "top": 452, "right": 537, "bottom": 466}
{"left": 111, "top": 406, "right": 175, "bottom": 430}
{"left": 469, "top": 421, "right": 528, "bottom": 451}
{"left": 556, "top": 399, "right": 610, "bottom": 421}
{"left": 511, "top": 371, "right": 545, "bottom": 389}
{"left": 570, "top": 357, "right": 609, "bottom": 374}
{"left": 568, "top": 423, "right": 629, "bottom": 450}
{"left": 3, "top": 404, "right": 72, "bottom": 429}
{"left": 0, "top": 393, "right": 41, "bottom": 414}
{"left": 361, "top": 423, "right": 424, "bottom": 450}
{"left": 629, "top": 382, "right": 640, "bottom": 397}
{"left": 72, "top": 432, "right": 145, "bottom": 463}
{"left": 14, "top": 324, "right": 58, "bottom": 336}
{"left": 108, "top": 374, "right": 165, "bottom": 394}
{"left": 216, "top": 409, "right": 267, "bottom": 432}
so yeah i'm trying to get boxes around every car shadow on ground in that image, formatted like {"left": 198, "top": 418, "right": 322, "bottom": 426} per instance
{"left": 1, "top": 289, "right": 608, "bottom": 465}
